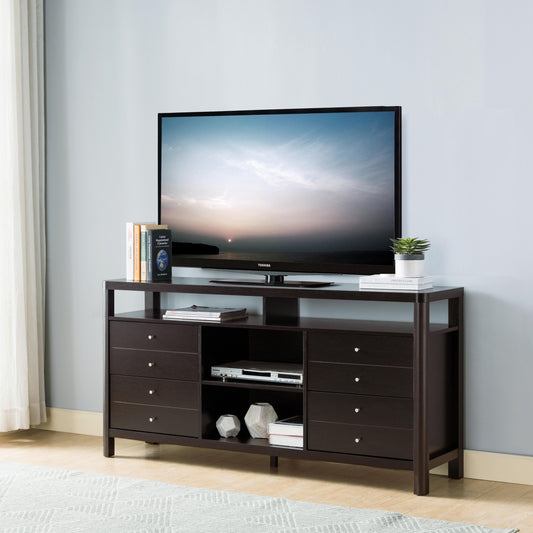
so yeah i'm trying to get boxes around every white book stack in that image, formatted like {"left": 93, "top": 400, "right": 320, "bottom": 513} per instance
{"left": 162, "top": 305, "right": 247, "bottom": 322}
{"left": 268, "top": 416, "right": 303, "bottom": 448}
{"left": 359, "top": 274, "right": 433, "bottom": 291}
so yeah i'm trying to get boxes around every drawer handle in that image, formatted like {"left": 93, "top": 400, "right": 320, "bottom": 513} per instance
{"left": 354, "top": 377, "right": 360, "bottom": 383}
{"left": 354, "top": 347, "right": 360, "bottom": 352}
{"left": 354, "top": 437, "right": 362, "bottom": 444}
{"left": 148, "top": 389, "right": 156, "bottom": 395}
{"left": 148, "top": 362, "right": 156, "bottom": 368}
{"left": 149, "top": 417, "right": 157, "bottom": 423}
{"left": 354, "top": 407, "right": 360, "bottom": 413}
{"left": 147, "top": 334, "right": 156, "bottom": 340}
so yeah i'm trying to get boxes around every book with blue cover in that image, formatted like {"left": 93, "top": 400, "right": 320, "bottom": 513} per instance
{"left": 147, "top": 228, "right": 172, "bottom": 282}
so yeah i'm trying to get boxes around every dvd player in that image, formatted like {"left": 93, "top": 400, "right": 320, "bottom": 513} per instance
{"left": 211, "top": 360, "right": 303, "bottom": 385}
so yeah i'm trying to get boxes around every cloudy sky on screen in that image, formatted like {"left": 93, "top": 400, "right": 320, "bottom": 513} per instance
{"left": 160, "top": 110, "right": 395, "bottom": 252}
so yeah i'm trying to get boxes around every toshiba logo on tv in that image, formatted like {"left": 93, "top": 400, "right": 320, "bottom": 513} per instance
{"left": 258, "top": 263, "right": 271, "bottom": 268}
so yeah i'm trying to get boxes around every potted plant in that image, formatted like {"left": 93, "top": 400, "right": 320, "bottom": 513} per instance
{"left": 390, "top": 237, "right": 430, "bottom": 277}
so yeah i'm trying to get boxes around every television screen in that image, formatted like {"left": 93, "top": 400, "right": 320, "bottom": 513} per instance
{"left": 158, "top": 106, "right": 401, "bottom": 278}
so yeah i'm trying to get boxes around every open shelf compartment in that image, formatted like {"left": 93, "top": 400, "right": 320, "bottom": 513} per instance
{"left": 201, "top": 385, "right": 304, "bottom": 446}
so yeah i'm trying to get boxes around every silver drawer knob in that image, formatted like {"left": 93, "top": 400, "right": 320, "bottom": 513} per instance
{"left": 354, "top": 347, "right": 360, "bottom": 352}
{"left": 149, "top": 417, "right": 156, "bottom": 423}
{"left": 148, "top": 389, "right": 155, "bottom": 395}
{"left": 148, "top": 362, "right": 155, "bottom": 368}
{"left": 354, "top": 377, "right": 360, "bottom": 382}
{"left": 354, "top": 407, "right": 360, "bottom": 413}
{"left": 354, "top": 437, "right": 361, "bottom": 444}
{"left": 147, "top": 334, "right": 155, "bottom": 340}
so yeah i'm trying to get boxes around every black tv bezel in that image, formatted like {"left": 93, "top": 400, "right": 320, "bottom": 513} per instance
{"left": 158, "top": 106, "right": 402, "bottom": 276}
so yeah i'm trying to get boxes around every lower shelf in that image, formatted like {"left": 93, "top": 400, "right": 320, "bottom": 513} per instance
{"left": 108, "top": 427, "right": 413, "bottom": 469}
{"left": 206, "top": 435, "right": 303, "bottom": 452}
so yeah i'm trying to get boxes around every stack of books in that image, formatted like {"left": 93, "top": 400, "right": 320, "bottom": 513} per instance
{"left": 268, "top": 415, "right": 303, "bottom": 448}
{"left": 162, "top": 305, "right": 247, "bottom": 323}
{"left": 126, "top": 222, "right": 172, "bottom": 282}
{"left": 359, "top": 274, "right": 433, "bottom": 291}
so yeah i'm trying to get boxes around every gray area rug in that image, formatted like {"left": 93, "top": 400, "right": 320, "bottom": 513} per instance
{"left": 0, "top": 461, "right": 518, "bottom": 533}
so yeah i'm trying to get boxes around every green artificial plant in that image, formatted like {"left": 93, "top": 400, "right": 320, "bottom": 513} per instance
{"left": 390, "top": 237, "right": 431, "bottom": 255}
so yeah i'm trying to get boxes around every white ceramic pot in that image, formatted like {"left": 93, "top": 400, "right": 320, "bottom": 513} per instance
{"left": 395, "top": 253, "right": 425, "bottom": 277}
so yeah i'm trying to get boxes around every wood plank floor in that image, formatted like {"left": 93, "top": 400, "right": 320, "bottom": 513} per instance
{"left": 1, "top": 429, "right": 531, "bottom": 531}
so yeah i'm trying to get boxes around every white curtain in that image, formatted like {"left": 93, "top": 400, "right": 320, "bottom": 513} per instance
{"left": 0, "top": 0, "right": 46, "bottom": 431}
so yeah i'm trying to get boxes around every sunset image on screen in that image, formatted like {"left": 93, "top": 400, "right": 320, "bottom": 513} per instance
{"left": 160, "top": 110, "right": 396, "bottom": 262}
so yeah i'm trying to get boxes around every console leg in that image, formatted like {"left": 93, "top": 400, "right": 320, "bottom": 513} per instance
{"left": 414, "top": 468, "right": 429, "bottom": 496}
{"left": 449, "top": 295, "right": 464, "bottom": 482}
{"left": 413, "top": 299, "right": 430, "bottom": 495}
{"left": 270, "top": 456, "right": 278, "bottom": 470}
{"left": 448, "top": 452, "right": 464, "bottom": 479}
{"left": 104, "top": 437, "right": 115, "bottom": 458}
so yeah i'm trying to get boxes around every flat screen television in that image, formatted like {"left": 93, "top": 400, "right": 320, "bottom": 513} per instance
{"left": 158, "top": 106, "right": 401, "bottom": 286}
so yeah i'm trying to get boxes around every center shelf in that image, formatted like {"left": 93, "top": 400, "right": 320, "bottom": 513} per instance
{"left": 202, "top": 379, "right": 303, "bottom": 392}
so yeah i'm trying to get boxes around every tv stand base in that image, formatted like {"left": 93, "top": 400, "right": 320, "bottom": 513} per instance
{"left": 104, "top": 277, "right": 464, "bottom": 495}
{"left": 210, "top": 274, "right": 334, "bottom": 288}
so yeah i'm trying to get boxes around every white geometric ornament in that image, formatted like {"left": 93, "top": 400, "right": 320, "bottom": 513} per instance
{"left": 216, "top": 414, "right": 241, "bottom": 438}
{"left": 244, "top": 402, "right": 278, "bottom": 438}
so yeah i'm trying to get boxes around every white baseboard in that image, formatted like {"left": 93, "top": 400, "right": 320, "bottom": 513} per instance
{"left": 430, "top": 450, "right": 533, "bottom": 486}
{"left": 35, "top": 407, "right": 103, "bottom": 437}
{"left": 36, "top": 408, "right": 533, "bottom": 486}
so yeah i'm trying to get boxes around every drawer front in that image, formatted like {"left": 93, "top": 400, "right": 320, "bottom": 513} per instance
{"left": 110, "top": 376, "right": 199, "bottom": 409}
{"left": 308, "top": 331, "right": 412, "bottom": 367}
{"left": 308, "top": 421, "right": 412, "bottom": 460}
{"left": 110, "top": 321, "right": 198, "bottom": 353}
{"left": 308, "top": 362, "right": 412, "bottom": 398}
{"left": 308, "top": 391, "right": 412, "bottom": 428}
{"left": 110, "top": 402, "right": 199, "bottom": 437}
{"left": 110, "top": 349, "right": 199, "bottom": 381}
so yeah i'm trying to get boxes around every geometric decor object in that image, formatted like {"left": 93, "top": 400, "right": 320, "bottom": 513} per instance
{"left": 216, "top": 414, "right": 241, "bottom": 438}
{"left": 244, "top": 402, "right": 278, "bottom": 438}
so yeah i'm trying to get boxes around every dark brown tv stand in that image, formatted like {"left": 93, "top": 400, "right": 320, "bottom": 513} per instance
{"left": 104, "top": 277, "right": 463, "bottom": 495}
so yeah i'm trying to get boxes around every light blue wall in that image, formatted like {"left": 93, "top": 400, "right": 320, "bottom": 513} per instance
{"left": 45, "top": 0, "right": 533, "bottom": 456}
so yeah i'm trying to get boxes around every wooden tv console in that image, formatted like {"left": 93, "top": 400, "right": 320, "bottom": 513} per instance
{"left": 104, "top": 277, "right": 464, "bottom": 495}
